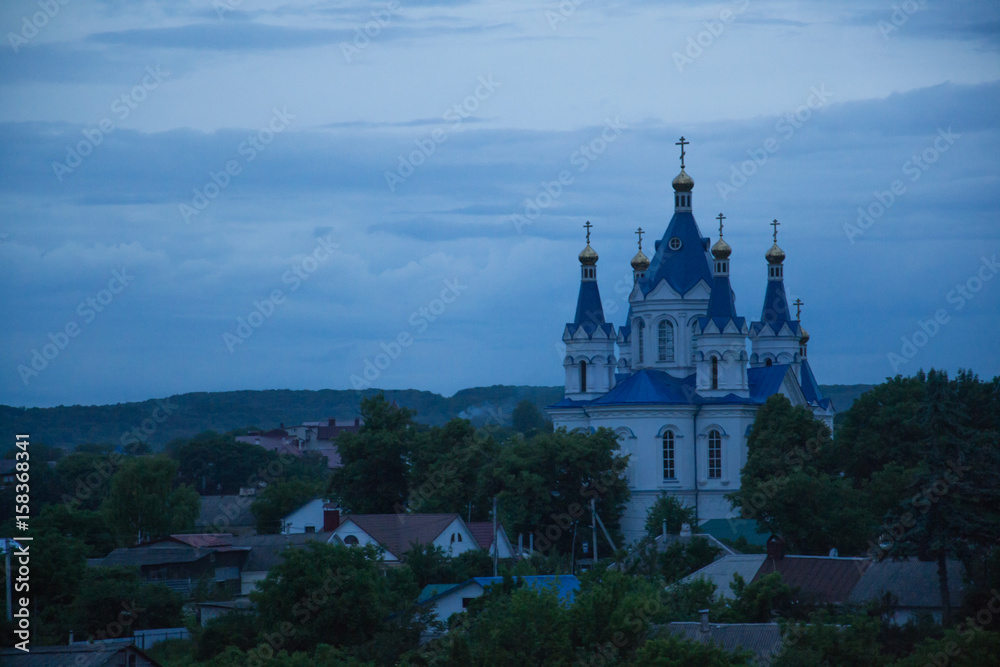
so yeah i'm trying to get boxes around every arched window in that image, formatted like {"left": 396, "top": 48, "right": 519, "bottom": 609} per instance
{"left": 662, "top": 431, "right": 675, "bottom": 480}
{"left": 765, "top": 358, "right": 773, "bottom": 367}
{"left": 636, "top": 320, "right": 645, "bottom": 364}
{"left": 580, "top": 360, "right": 588, "bottom": 392}
{"left": 708, "top": 430, "right": 722, "bottom": 479}
{"left": 450, "top": 532, "right": 462, "bottom": 543}
{"left": 343, "top": 535, "right": 359, "bottom": 546}
{"left": 658, "top": 320, "right": 674, "bottom": 362}
{"left": 711, "top": 356, "right": 719, "bottom": 389}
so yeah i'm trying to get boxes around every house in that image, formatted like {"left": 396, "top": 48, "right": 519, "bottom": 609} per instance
{"left": 681, "top": 538, "right": 870, "bottom": 604}
{"left": 658, "top": 610, "right": 782, "bottom": 666}
{"left": 848, "top": 558, "right": 966, "bottom": 624}
{"left": 88, "top": 534, "right": 249, "bottom": 598}
{"left": 231, "top": 532, "right": 333, "bottom": 595}
{"left": 465, "top": 522, "right": 516, "bottom": 558}
{"left": 195, "top": 491, "right": 258, "bottom": 536}
{"left": 331, "top": 513, "right": 513, "bottom": 562}
{"left": 237, "top": 417, "right": 362, "bottom": 470}
{"left": 281, "top": 499, "right": 342, "bottom": 534}
{"left": 419, "top": 575, "right": 581, "bottom": 624}
{"left": 1, "top": 644, "right": 162, "bottom": 666}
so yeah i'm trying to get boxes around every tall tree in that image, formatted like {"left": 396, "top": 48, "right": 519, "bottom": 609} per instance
{"left": 101, "top": 456, "right": 199, "bottom": 544}
{"left": 409, "top": 418, "right": 498, "bottom": 520}
{"left": 327, "top": 394, "right": 416, "bottom": 514}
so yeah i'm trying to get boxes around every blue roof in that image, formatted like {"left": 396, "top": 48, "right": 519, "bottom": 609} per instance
{"left": 574, "top": 279, "right": 605, "bottom": 327}
{"left": 550, "top": 366, "right": 795, "bottom": 408}
{"left": 753, "top": 280, "right": 800, "bottom": 334}
{"left": 418, "top": 575, "right": 580, "bottom": 608}
{"left": 698, "top": 275, "right": 746, "bottom": 332}
{"left": 799, "top": 359, "right": 833, "bottom": 410}
{"left": 641, "top": 211, "right": 713, "bottom": 296}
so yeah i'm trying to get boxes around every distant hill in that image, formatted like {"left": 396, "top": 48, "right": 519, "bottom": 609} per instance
{"left": 0, "top": 383, "right": 873, "bottom": 452}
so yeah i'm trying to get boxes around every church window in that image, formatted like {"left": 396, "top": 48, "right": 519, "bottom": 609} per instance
{"left": 637, "top": 321, "right": 645, "bottom": 364}
{"left": 711, "top": 356, "right": 719, "bottom": 389}
{"left": 662, "top": 431, "right": 675, "bottom": 480}
{"left": 765, "top": 358, "right": 772, "bottom": 367}
{"left": 708, "top": 430, "right": 722, "bottom": 479}
{"left": 658, "top": 320, "right": 674, "bottom": 362}
{"left": 580, "top": 360, "right": 588, "bottom": 392}
{"left": 669, "top": 237, "right": 682, "bottom": 251}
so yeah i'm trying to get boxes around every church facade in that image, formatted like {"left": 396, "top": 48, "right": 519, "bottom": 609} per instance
{"left": 547, "top": 140, "right": 834, "bottom": 543}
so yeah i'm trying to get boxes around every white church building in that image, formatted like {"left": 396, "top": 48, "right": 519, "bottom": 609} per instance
{"left": 547, "top": 139, "right": 834, "bottom": 543}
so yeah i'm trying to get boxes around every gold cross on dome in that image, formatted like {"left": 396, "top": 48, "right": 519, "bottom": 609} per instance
{"left": 716, "top": 213, "right": 726, "bottom": 238}
{"left": 676, "top": 136, "right": 689, "bottom": 169}
{"left": 771, "top": 219, "right": 780, "bottom": 243}
{"left": 583, "top": 220, "right": 593, "bottom": 244}
{"left": 635, "top": 227, "right": 644, "bottom": 251}
{"left": 793, "top": 298, "right": 803, "bottom": 320}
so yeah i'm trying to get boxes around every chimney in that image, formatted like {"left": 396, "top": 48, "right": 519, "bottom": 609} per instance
{"left": 699, "top": 609, "right": 710, "bottom": 634}
{"left": 766, "top": 535, "right": 786, "bottom": 561}
{"left": 680, "top": 523, "right": 692, "bottom": 538}
{"left": 323, "top": 507, "right": 341, "bottom": 532}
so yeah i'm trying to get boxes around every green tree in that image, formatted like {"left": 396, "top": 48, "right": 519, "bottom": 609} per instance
{"left": 101, "top": 456, "right": 200, "bottom": 544}
{"left": 490, "top": 427, "right": 629, "bottom": 556}
{"left": 644, "top": 492, "right": 697, "bottom": 538}
{"left": 774, "top": 612, "right": 886, "bottom": 667}
{"left": 629, "top": 635, "right": 752, "bottom": 666}
{"left": 570, "top": 569, "right": 661, "bottom": 663}
{"left": 167, "top": 431, "right": 280, "bottom": 494}
{"left": 511, "top": 400, "right": 551, "bottom": 437}
{"left": 726, "top": 394, "right": 870, "bottom": 555}
{"left": 328, "top": 394, "right": 416, "bottom": 513}
{"left": 250, "top": 477, "right": 325, "bottom": 534}
{"left": 74, "top": 567, "right": 183, "bottom": 639}
{"left": 893, "top": 627, "right": 1000, "bottom": 667}
{"left": 34, "top": 503, "right": 118, "bottom": 557}
{"left": 409, "top": 418, "right": 497, "bottom": 520}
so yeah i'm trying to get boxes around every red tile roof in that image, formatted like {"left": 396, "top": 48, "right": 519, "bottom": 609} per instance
{"left": 467, "top": 522, "right": 496, "bottom": 549}
{"left": 754, "top": 555, "right": 870, "bottom": 604}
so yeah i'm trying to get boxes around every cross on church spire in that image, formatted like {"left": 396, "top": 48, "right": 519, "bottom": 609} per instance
{"left": 717, "top": 213, "right": 726, "bottom": 238}
{"left": 771, "top": 219, "right": 780, "bottom": 243}
{"left": 794, "top": 298, "right": 803, "bottom": 320}
{"left": 635, "top": 226, "right": 644, "bottom": 251}
{"left": 676, "top": 136, "right": 689, "bottom": 169}
{"left": 584, "top": 220, "right": 593, "bottom": 244}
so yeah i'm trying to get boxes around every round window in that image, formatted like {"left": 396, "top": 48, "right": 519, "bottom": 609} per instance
{"left": 668, "top": 237, "right": 682, "bottom": 250}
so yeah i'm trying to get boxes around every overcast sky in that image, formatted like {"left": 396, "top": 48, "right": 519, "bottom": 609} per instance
{"left": 1, "top": 0, "right": 998, "bottom": 408}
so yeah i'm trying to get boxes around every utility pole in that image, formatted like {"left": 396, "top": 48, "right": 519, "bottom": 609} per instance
{"left": 492, "top": 496, "right": 498, "bottom": 577}
{"left": 591, "top": 498, "right": 598, "bottom": 565}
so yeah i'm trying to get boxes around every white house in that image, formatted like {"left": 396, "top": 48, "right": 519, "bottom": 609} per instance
{"left": 548, "top": 141, "right": 834, "bottom": 542}
{"left": 281, "top": 498, "right": 341, "bottom": 534}
{"left": 331, "top": 513, "right": 513, "bottom": 562}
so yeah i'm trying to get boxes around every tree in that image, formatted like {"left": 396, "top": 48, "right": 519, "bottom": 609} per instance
{"left": 167, "top": 431, "right": 279, "bottom": 494}
{"left": 34, "top": 503, "right": 117, "bottom": 557}
{"left": 774, "top": 612, "right": 886, "bottom": 667}
{"left": 490, "top": 427, "right": 630, "bottom": 556}
{"left": 630, "top": 635, "right": 752, "bottom": 666}
{"left": 328, "top": 394, "right": 416, "bottom": 514}
{"left": 644, "top": 493, "right": 697, "bottom": 538}
{"left": 101, "top": 456, "right": 200, "bottom": 544}
{"left": 511, "top": 400, "right": 551, "bottom": 437}
{"left": 250, "top": 477, "right": 325, "bottom": 534}
{"left": 252, "top": 542, "right": 420, "bottom": 657}
{"left": 570, "top": 568, "right": 661, "bottom": 663}
{"left": 726, "top": 394, "right": 870, "bottom": 555}
{"left": 74, "top": 567, "right": 183, "bottom": 639}
{"left": 892, "top": 627, "right": 1000, "bottom": 667}
{"left": 408, "top": 418, "right": 498, "bottom": 520}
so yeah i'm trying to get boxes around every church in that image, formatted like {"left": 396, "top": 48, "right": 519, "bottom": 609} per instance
{"left": 547, "top": 138, "right": 834, "bottom": 543}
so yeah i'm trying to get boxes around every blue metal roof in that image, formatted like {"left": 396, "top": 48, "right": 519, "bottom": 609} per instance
{"left": 641, "top": 211, "right": 713, "bottom": 296}
{"left": 418, "top": 575, "right": 581, "bottom": 608}
{"left": 753, "top": 280, "right": 800, "bottom": 334}
{"left": 698, "top": 275, "right": 746, "bottom": 332}
{"left": 799, "top": 359, "right": 833, "bottom": 410}
{"left": 574, "top": 280, "right": 605, "bottom": 327}
{"left": 748, "top": 364, "right": 791, "bottom": 402}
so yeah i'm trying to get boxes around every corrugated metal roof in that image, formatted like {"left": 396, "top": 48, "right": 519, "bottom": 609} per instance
{"left": 848, "top": 558, "right": 965, "bottom": 608}
{"left": 195, "top": 496, "right": 256, "bottom": 528}
{"left": 1, "top": 644, "right": 160, "bottom": 667}
{"left": 679, "top": 554, "right": 768, "bottom": 599}
{"left": 755, "top": 555, "right": 870, "bottom": 605}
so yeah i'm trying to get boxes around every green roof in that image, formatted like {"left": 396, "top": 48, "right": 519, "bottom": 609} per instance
{"left": 698, "top": 519, "right": 770, "bottom": 546}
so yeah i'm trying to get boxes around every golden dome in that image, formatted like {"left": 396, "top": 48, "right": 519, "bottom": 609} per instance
{"left": 799, "top": 326, "right": 810, "bottom": 345}
{"left": 579, "top": 243, "right": 599, "bottom": 266}
{"left": 765, "top": 242, "right": 785, "bottom": 264}
{"left": 672, "top": 169, "right": 694, "bottom": 192}
{"left": 711, "top": 237, "right": 731, "bottom": 260}
{"left": 631, "top": 249, "right": 650, "bottom": 271}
